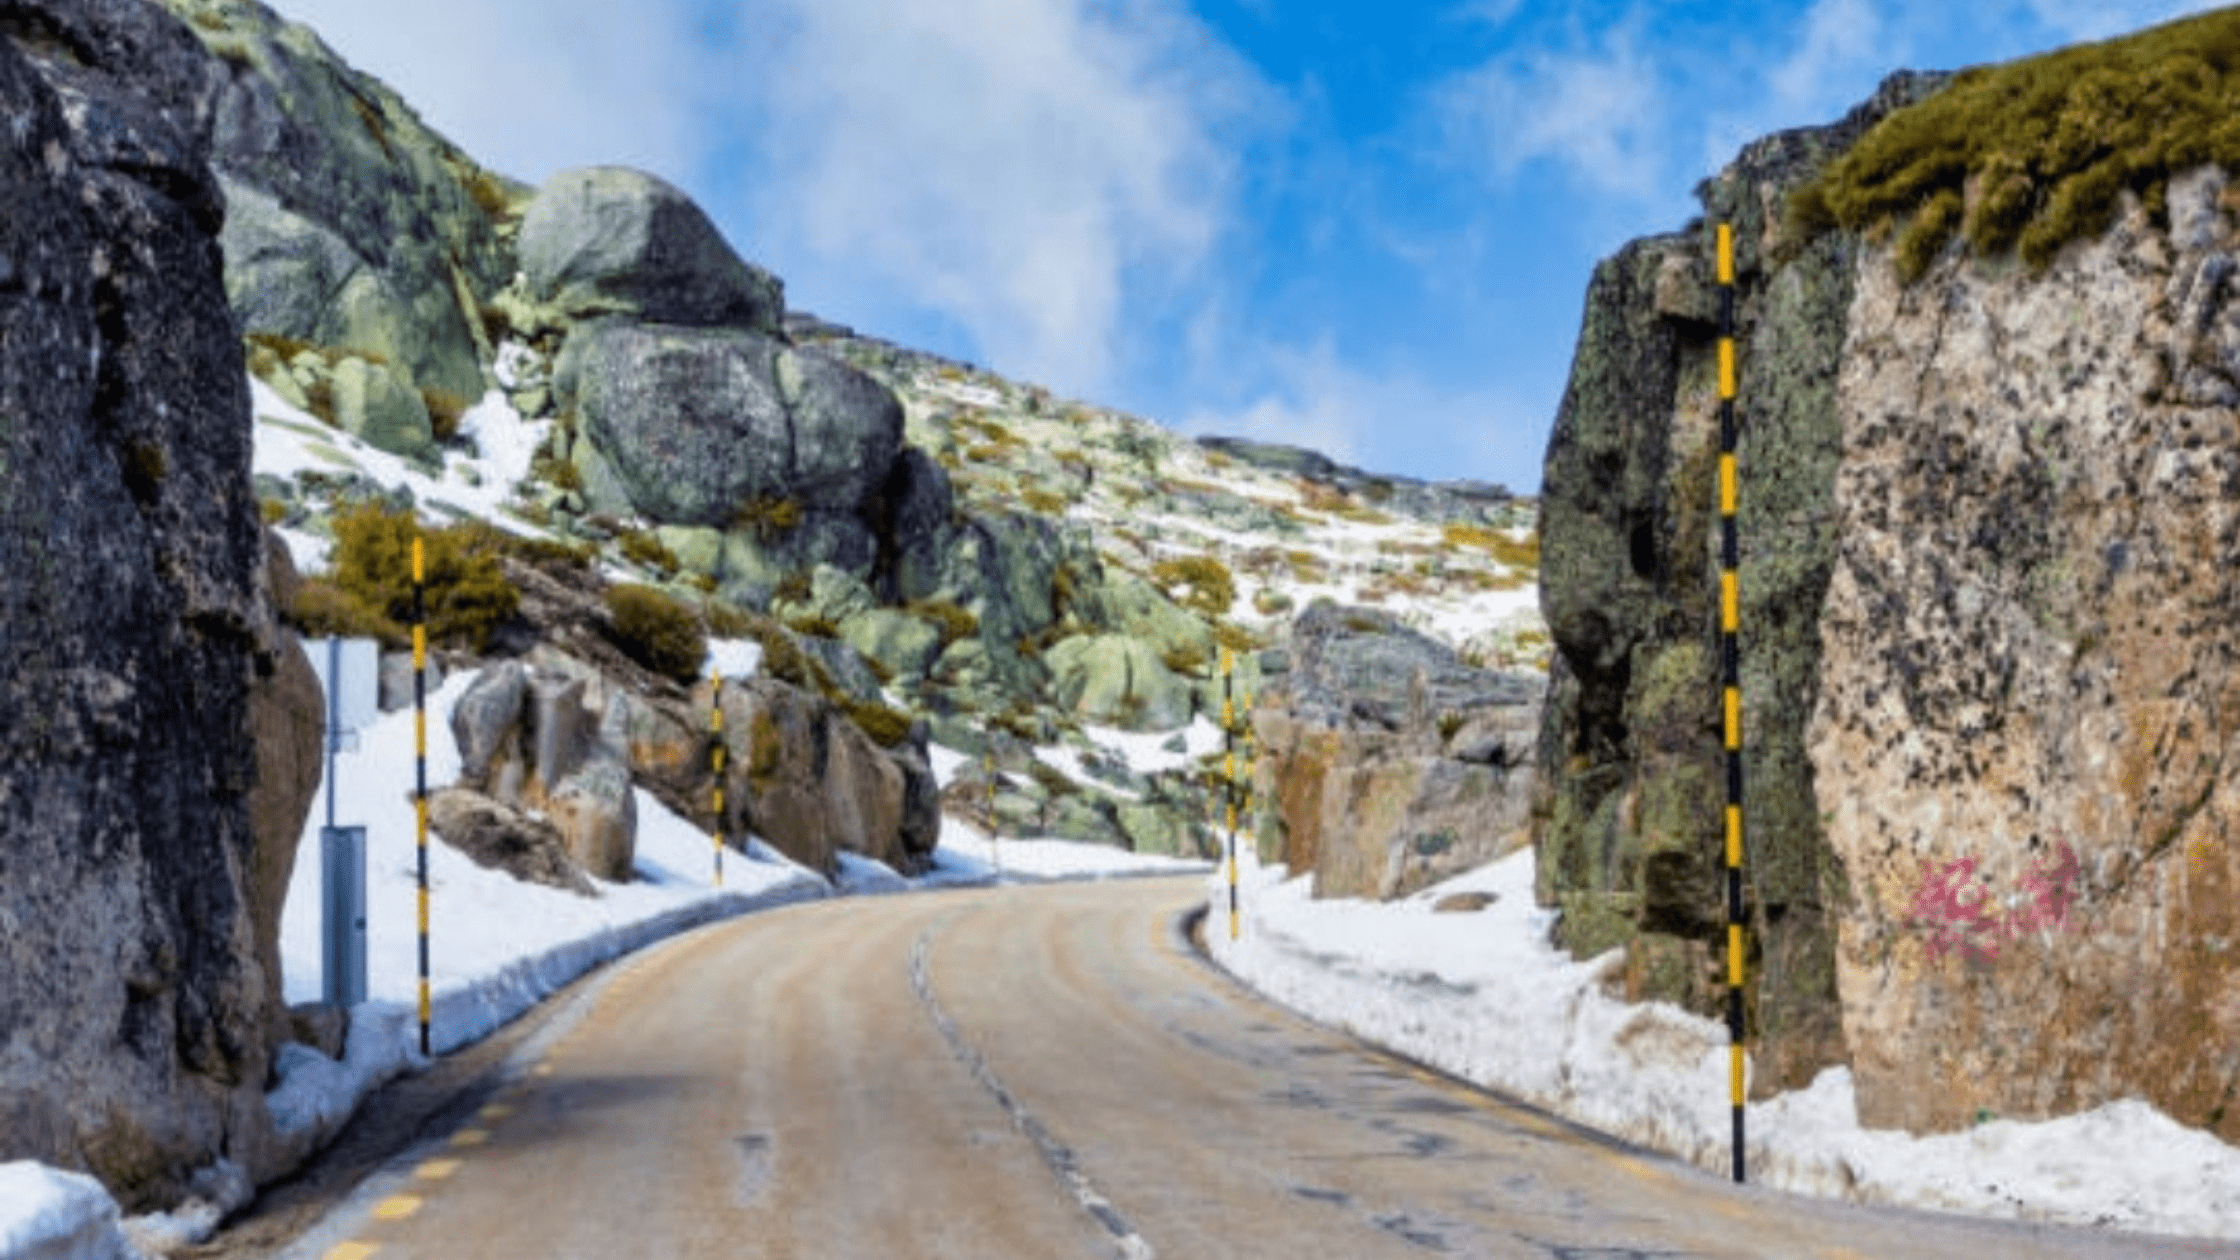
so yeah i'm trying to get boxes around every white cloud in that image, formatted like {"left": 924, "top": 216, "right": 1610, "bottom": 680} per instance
{"left": 1427, "top": 25, "right": 1666, "bottom": 201}
{"left": 721, "top": 0, "right": 1267, "bottom": 397}
{"left": 1771, "top": 0, "right": 1886, "bottom": 111}
{"left": 1179, "top": 339, "right": 1545, "bottom": 491}
{"left": 264, "top": 0, "right": 712, "bottom": 185}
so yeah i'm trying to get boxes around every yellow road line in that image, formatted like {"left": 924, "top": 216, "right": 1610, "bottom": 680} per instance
{"left": 479, "top": 1102, "right": 514, "bottom": 1120}
{"left": 321, "top": 1244, "right": 379, "bottom": 1260}
{"left": 372, "top": 1196, "right": 422, "bottom": 1222}
{"left": 413, "top": 1158, "right": 462, "bottom": 1182}
{"left": 449, "top": 1128, "right": 491, "bottom": 1148}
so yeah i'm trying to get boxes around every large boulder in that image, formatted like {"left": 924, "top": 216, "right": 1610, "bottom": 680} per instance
{"left": 426, "top": 788, "right": 595, "bottom": 896}
{"left": 518, "top": 166, "right": 783, "bottom": 332}
{"left": 0, "top": 0, "right": 282, "bottom": 1205}
{"left": 328, "top": 356, "right": 433, "bottom": 458}
{"left": 448, "top": 657, "right": 638, "bottom": 883}
{"left": 711, "top": 676, "right": 925, "bottom": 874}
{"left": 246, "top": 533, "right": 326, "bottom": 1058}
{"left": 1045, "top": 635, "right": 1196, "bottom": 731}
{"left": 558, "top": 320, "right": 904, "bottom": 527}
{"left": 1260, "top": 603, "right": 1541, "bottom": 901}
{"left": 167, "top": 0, "right": 505, "bottom": 406}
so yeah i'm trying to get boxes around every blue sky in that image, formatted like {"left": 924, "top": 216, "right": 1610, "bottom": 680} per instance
{"left": 272, "top": 0, "right": 2226, "bottom": 494}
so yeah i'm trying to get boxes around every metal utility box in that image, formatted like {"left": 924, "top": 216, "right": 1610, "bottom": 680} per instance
{"left": 320, "top": 825, "right": 368, "bottom": 1008}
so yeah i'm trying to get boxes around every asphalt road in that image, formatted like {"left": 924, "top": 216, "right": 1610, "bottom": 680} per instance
{"left": 269, "top": 879, "right": 2233, "bottom": 1260}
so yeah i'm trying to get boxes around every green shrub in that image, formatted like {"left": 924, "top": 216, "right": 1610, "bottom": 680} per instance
{"left": 734, "top": 495, "right": 802, "bottom": 541}
{"left": 1791, "top": 9, "right": 2240, "bottom": 276}
{"left": 840, "top": 697, "right": 914, "bottom": 748}
{"left": 1895, "top": 188, "right": 1964, "bottom": 282}
{"left": 1151, "top": 554, "right": 1236, "bottom": 619}
{"left": 326, "top": 502, "right": 519, "bottom": 649}
{"left": 289, "top": 578, "right": 405, "bottom": 646}
{"left": 532, "top": 456, "right": 583, "bottom": 492}
{"left": 606, "top": 584, "right": 707, "bottom": 682}
{"left": 704, "top": 598, "right": 755, "bottom": 639}
{"left": 908, "top": 599, "right": 980, "bottom": 648}
{"left": 617, "top": 528, "right": 679, "bottom": 575}
{"left": 1253, "top": 588, "right": 1295, "bottom": 616}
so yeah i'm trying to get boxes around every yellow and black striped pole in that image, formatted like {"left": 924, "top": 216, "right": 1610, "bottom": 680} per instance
{"left": 1716, "top": 221, "right": 1748, "bottom": 1183}
{"left": 412, "top": 535, "right": 430, "bottom": 1059}
{"left": 1222, "top": 648, "right": 1239, "bottom": 941}
{"left": 710, "top": 671, "right": 726, "bottom": 888}
{"left": 984, "top": 751, "right": 1001, "bottom": 880}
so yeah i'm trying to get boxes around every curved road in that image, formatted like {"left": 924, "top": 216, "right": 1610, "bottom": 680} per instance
{"left": 280, "top": 880, "right": 2227, "bottom": 1260}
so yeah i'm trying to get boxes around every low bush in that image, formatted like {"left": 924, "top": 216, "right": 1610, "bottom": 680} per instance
{"left": 606, "top": 584, "right": 707, "bottom": 682}
{"left": 320, "top": 502, "right": 519, "bottom": 650}
{"left": 840, "top": 697, "right": 915, "bottom": 748}
{"left": 1151, "top": 554, "right": 1236, "bottom": 619}
{"left": 1790, "top": 9, "right": 2240, "bottom": 275}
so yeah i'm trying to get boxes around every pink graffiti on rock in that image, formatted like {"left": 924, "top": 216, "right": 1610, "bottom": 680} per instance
{"left": 1909, "top": 840, "right": 2081, "bottom": 966}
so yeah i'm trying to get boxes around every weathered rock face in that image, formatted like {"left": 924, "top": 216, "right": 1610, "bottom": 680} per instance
{"left": 426, "top": 787, "right": 596, "bottom": 896}
{"left": 246, "top": 532, "right": 325, "bottom": 1057}
{"left": 1260, "top": 603, "right": 1541, "bottom": 900}
{"left": 559, "top": 319, "right": 903, "bottom": 527}
{"left": 1046, "top": 635, "right": 1195, "bottom": 731}
{"left": 1811, "top": 165, "right": 2240, "bottom": 1139}
{"left": 449, "top": 657, "right": 637, "bottom": 883}
{"left": 0, "top": 0, "right": 282, "bottom": 1205}
{"left": 1534, "top": 73, "right": 1939, "bottom": 1095}
{"left": 519, "top": 166, "right": 783, "bottom": 332}
{"left": 1536, "top": 70, "right": 2240, "bottom": 1139}
{"left": 707, "top": 675, "right": 933, "bottom": 875}
{"left": 162, "top": 0, "right": 509, "bottom": 409}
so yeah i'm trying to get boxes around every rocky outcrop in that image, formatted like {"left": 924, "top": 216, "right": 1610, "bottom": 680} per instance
{"left": 1196, "top": 435, "right": 1516, "bottom": 523}
{"left": 162, "top": 0, "right": 511, "bottom": 412}
{"left": 246, "top": 532, "right": 325, "bottom": 1058}
{"left": 1535, "top": 68, "right": 2240, "bottom": 1139}
{"left": 557, "top": 319, "right": 903, "bottom": 527}
{"left": 0, "top": 0, "right": 284, "bottom": 1206}
{"left": 519, "top": 166, "right": 783, "bottom": 332}
{"left": 704, "top": 675, "right": 937, "bottom": 875}
{"left": 1045, "top": 635, "right": 1195, "bottom": 731}
{"left": 1259, "top": 603, "right": 1541, "bottom": 900}
{"left": 426, "top": 788, "right": 596, "bottom": 896}
{"left": 1811, "top": 165, "right": 2240, "bottom": 1139}
{"left": 1534, "top": 73, "right": 1940, "bottom": 1096}
{"left": 449, "top": 657, "right": 638, "bottom": 882}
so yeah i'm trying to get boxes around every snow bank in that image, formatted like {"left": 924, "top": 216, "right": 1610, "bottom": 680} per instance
{"left": 1207, "top": 850, "right": 2240, "bottom": 1241}
{"left": 0, "top": 1166, "right": 132, "bottom": 1260}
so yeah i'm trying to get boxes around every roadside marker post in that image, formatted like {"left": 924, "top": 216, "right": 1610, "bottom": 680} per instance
{"left": 412, "top": 536, "right": 431, "bottom": 1059}
{"left": 1222, "top": 648, "right": 1239, "bottom": 941}
{"left": 1716, "top": 221, "right": 1748, "bottom": 1183}
{"left": 710, "top": 671, "right": 726, "bottom": 888}
{"left": 984, "top": 751, "right": 1001, "bottom": 880}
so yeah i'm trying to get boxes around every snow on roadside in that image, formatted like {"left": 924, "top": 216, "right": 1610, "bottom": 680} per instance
{"left": 1206, "top": 850, "right": 2240, "bottom": 1241}
{"left": 0, "top": 1164, "right": 132, "bottom": 1260}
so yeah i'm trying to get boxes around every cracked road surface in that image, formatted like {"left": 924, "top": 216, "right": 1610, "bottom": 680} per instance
{"left": 273, "top": 880, "right": 2230, "bottom": 1260}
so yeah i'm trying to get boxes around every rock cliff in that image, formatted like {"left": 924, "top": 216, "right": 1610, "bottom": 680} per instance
{"left": 0, "top": 0, "right": 305, "bottom": 1207}
{"left": 1258, "top": 602, "right": 1541, "bottom": 900}
{"left": 1536, "top": 53, "right": 2240, "bottom": 1138}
